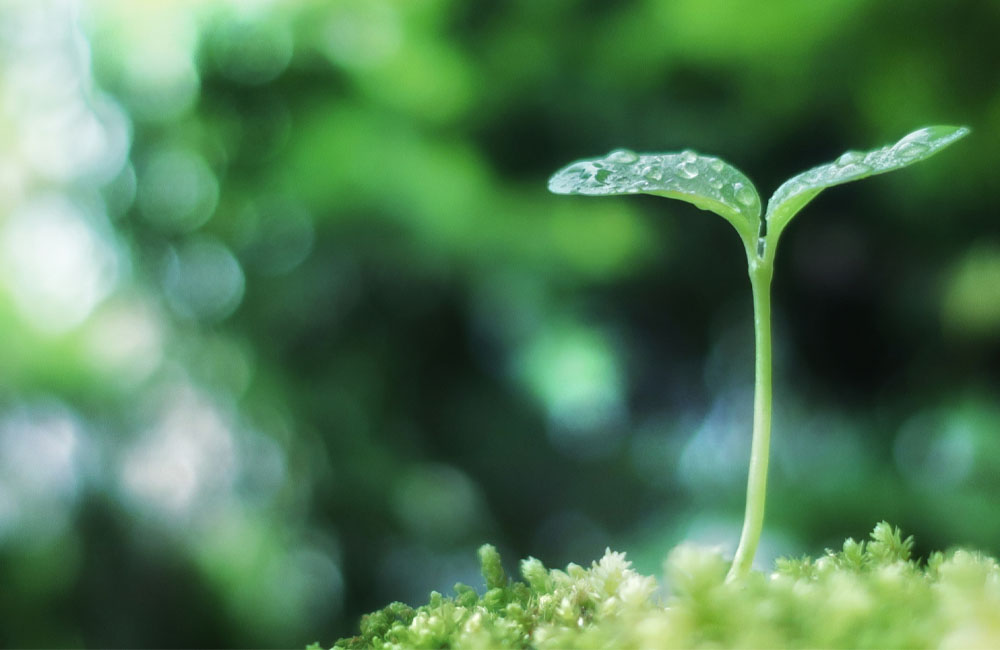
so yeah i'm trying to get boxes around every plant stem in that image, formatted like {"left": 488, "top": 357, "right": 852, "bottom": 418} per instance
{"left": 727, "top": 249, "right": 774, "bottom": 582}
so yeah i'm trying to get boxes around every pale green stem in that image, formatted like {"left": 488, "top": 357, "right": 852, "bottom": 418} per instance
{"left": 727, "top": 247, "right": 774, "bottom": 582}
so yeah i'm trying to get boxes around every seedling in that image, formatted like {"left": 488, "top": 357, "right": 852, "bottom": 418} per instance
{"left": 548, "top": 125, "right": 970, "bottom": 581}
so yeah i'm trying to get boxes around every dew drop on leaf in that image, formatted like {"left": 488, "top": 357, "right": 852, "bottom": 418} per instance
{"left": 606, "top": 148, "right": 639, "bottom": 163}
{"left": 802, "top": 169, "right": 824, "bottom": 183}
{"left": 548, "top": 146, "right": 762, "bottom": 242}
{"left": 678, "top": 163, "right": 699, "bottom": 179}
{"left": 837, "top": 162, "right": 871, "bottom": 176}
{"left": 643, "top": 166, "right": 664, "bottom": 181}
{"left": 734, "top": 182, "right": 756, "bottom": 207}
{"left": 677, "top": 151, "right": 699, "bottom": 179}
{"left": 892, "top": 141, "right": 930, "bottom": 161}
{"left": 763, "top": 124, "right": 969, "bottom": 240}
{"left": 889, "top": 128, "right": 935, "bottom": 161}
{"left": 836, "top": 151, "right": 864, "bottom": 166}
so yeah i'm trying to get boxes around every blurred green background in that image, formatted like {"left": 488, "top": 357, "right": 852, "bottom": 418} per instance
{"left": 1, "top": 0, "right": 998, "bottom": 646}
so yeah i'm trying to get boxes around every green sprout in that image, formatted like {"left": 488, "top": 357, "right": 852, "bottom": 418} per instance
{"left": 548, "top": 125, "right": 970, "bottom": 581}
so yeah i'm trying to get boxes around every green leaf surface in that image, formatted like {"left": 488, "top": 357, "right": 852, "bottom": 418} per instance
{"left": 765, "top": 125, "right": 970, "bottom": 240}
{"left": 548, "top": 148, "right": 761, "bottom": 243}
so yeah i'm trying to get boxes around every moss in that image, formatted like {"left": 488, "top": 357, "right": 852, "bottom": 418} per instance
{"left": 322, "top": 523, "right": 1000, "bottom": 649}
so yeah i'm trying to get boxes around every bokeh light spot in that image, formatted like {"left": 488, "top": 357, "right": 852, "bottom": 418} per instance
{"left": 236, "top": 198, "right": 314, "bottom": 276}
{"left": 114, "top": 11, "right": 200, "bottom": 122}
{"left": 0, "top": 194, "right": 119, "bottom": 334}
{"left": 894, "top": 409, "right": 975, "bottom": 488}
{"left": 21, "top": 94, "right": 131, "bottom": 184}
{"left": 392, "top": 463, "right": 485, "bottom": 543}
{"left": 163, "top": 236, "right": 245, "bottom": 322}
{"left": 0, "top": 400, "right": 90, "bottom": 541}
{"left": 941, "top": 244, "right": 1000, "bottom": 339}
{"left": 209, "top": 14, "right": 293, "bottom": 86}
{"left": 120, "top": 384, "right": 237, "bottom": 519}
{"left": 677, "top": 389, "right": 752, "bottom": 493}
{"left": 321, "top": 1, "right": 401, "bottom": 71}
{"left": 83, "top": 298, "right": 165, "bottom": 384}
{"left": 138, "top": 147, "right": 219, "bottom": 233}
{"left": 102, "top": 162, "right": 138, "bottom": 220}
{"left": 518, "top": 324, "right": 627, "bottom": 459}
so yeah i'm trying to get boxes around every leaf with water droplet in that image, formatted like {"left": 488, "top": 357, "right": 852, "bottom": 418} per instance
{"left": 548, "top": 148, "right": 760, "bottom": 243}
{"left": 765, "top": 125, "right": 970, "bottom": 242}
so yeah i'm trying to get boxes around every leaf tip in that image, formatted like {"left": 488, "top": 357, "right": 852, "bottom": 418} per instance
{"left": 911, "top": 124, "right": 971, "bottom": 148}
{"left": 547, "top": 164, "right": 580, "bottom": 195}
{"left": 546, "top": 174, "right": 565, "bottom": 195}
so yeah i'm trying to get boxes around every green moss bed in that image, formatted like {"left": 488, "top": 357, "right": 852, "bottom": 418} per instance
{"left": 318, "top": 523, "right": 1000, "bottom": 649}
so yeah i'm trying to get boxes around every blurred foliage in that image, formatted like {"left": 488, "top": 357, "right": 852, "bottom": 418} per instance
{"left": 0, "top": 0, "right": 997, "bottom": 647}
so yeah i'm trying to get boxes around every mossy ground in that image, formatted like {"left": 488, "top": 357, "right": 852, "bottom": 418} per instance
{"left": 320, "top": 523, "right": 1000, "bottom": 649}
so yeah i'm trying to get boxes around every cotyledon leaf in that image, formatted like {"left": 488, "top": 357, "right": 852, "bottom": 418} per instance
{"left": 548, "top": 148, "right": 761, "bottom": 244}
{"left": 765, "top": 125, "right": 970, "bottom": 242}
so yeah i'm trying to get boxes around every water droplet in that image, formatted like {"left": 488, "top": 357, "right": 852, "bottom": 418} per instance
{"left": 836, "top": 151, "right": 864, "bottom": 166}
{"left": 836, "top": 162, "right": 871, "bottom": 176}
{"left": 643, "top": 166, "right": 664, "bottom": 182}
{"left": 678, "top": 163, "right": 699, "bottom": 179}
{"left": 784, "top": 180, "right": 808, "bottom": 197}
{"left": 606, "top": 149, "right": 639, "bottom": 164}
{"left": 709, "top": 178, "right": 723, "bottom": 190}
{"left": 892, "top": 141, "right": 929, "bottom": 161}
{"left": 676, "top": 152, "right": 699, "bottom": 179}
{"left": 709, "top": 159, "right": 724, "bottom": 172}
{"left": 890, "top": 129, "right": 934, "bottom": 162}
{"left": 733, "top": 182, "right": 756, "bottom": 207}
{"left": 899, "top": 128, "right": 933, "bottom": 145}
{"left": 802, "top": 169, "right": 824, "bottom": 184}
